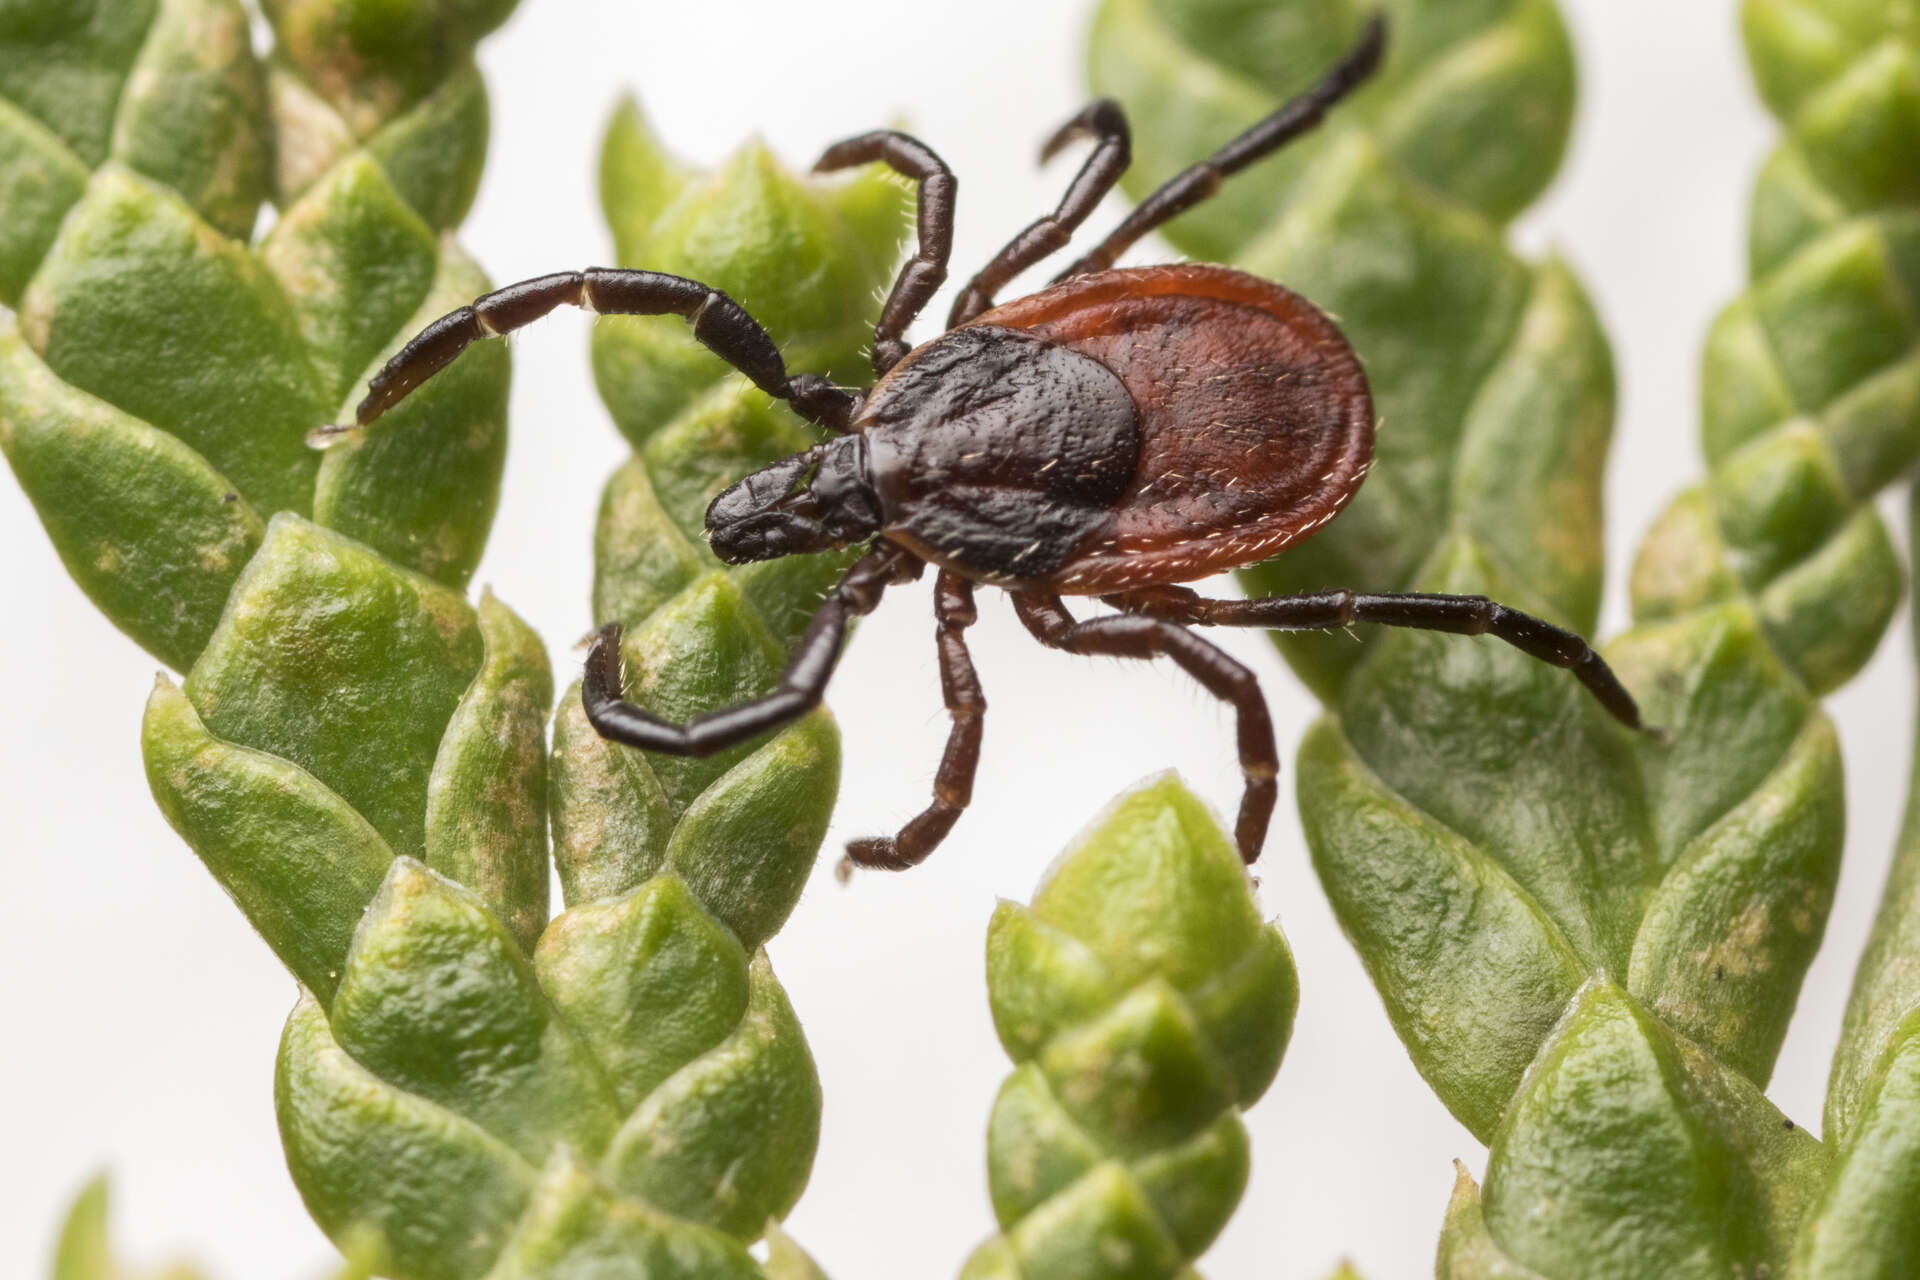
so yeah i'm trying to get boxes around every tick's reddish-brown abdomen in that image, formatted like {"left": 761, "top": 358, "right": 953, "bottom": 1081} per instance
{"left": 966, "top": 263, "right": 1374, "bottom": 593}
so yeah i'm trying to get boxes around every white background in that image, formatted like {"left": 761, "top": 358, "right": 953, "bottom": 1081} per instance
{"left": 0, "top": 2, "right": 1909, "bottom": 1277}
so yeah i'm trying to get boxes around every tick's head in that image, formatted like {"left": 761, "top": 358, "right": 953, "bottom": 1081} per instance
{"left": 706, "top": 433, "right": 882, "bottom": 564}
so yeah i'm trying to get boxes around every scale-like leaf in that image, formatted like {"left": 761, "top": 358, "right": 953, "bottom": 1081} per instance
{"left": 1092, "top": 0, "right": 1915, "bottom": 1270}
{"left": 274, "top": 105, "right": 908, "bottom": 1276}
{"left": 1091, "top": 0, "right": 1885, "bottom": 1144}
{"left": 0, "top": 0, "right": 511, "bottom": 669}
{"left": 960, "top": 776, "right": 1296, "bottom": 1280}
{"left": 1791, "top": 487, "right": 1920, "bottom": 1276}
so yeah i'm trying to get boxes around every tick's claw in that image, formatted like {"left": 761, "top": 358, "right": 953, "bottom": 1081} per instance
{"left": 305, "top": 421, "right": 362, "bottom": 450}
{"left": 843, "top": 836, "right": 901, "bottom": 870}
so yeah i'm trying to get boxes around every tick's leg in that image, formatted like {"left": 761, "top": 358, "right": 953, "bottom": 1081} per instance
{"left": 338, "top": 269, "right": 860, "bottom": 438}
{"left": 584, "top": 543, "right": 915, "bottom": 757}
{"left": 1055, "top": 13, "right": 1385, "bottom": 279}
{"left": 1013, "top": 591, "right": 1276, "bottom": 863}
{"left": 1105, "top": 585, "right": 1647, "bottom": 732}
{"left": 814, "top": 131, "right": 956, "bottom": 376}
{"left": 843, "top": 572, "right": 984, "bottom": 872}
{"left": 946, "top": 101, "right": 1132, "bottom": 327}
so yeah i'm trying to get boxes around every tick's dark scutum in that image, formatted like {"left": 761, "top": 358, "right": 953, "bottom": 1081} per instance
{"left": 858, "top": 324, "right": 1144, "bottom": 580}
{"left": 861, "top": 263, "right": 1374, "bottom": 593}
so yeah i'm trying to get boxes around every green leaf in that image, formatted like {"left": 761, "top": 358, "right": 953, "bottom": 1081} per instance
{"left": 425, "top": 592, "right": 555, "bottom": 952}
{"left": 599, "top": 952, "right": 821, "bottom": 1237}
{"left": 1088, "top": 0, "right": 1575, "bottom": 260}
{"left": 184, "top": 515, "right": 485, "bottom": 861}
{"left": 1789, "top": 487, "right": 1920, "bottom": 1276}
{"left": 273, "top": 100, "right": 909, "bottom": 1275}
{"left": 1474, "top": 979, "right": 1824, "bottom": 1280}
{"left": 305, "top": 219, "right": 509, "bottom": 588}
{"left": 262, "top": 0, "right": 514, "bottom": 149}
{"left": 482, "top": 1152, "right": 764, "bottom": 1280}
{"left": 279, "top": 982, "right": 540, "bottom": 1280}
{"left": 1092, "top": 1, "right": 1878, "bottom": 1169}
{"left": 24, "top": 164, "right": 329, "bottom": 516}
{"left": 328, "top": 860, "right": 622, "bottom": 1166}
{"left": 1436, "top": 1165, "right": 1546, "bottom": 1280}
{"left": 277, "top": 854, "right": 824, "bottom": 1269}
{"left": 143, "top": 515, "right": 551, "bottom": 995}
{"left": 105, "top": 0, "right": 269, "bottom": 240}
{"left": 549, "top": 574, "right": 841, "bottom": 948}
{"left": 762, "top": 1223, "right": 834, "bottom": 1280}
{"left": 0, "top": 0, "right": 514, "bottom": 669}
{"left": 1237, "top": 152, "right": 1609, "bottom": 698}
{"left": 52, "top": 1176, "right": 209, "bottom": 1280}
{"left": 1645, "top": 22, "right": 1920, "bottom": 694}
{"left": 966, "top": 776, "right": 1296, "bottom": 1280}
{"left": 0, "top": 324, "right": 264, "bottom": 669}
{"left": 143, "top": 672, "right": 395, "bottom": 1003}
{"left": 0, "top": 0, "right": 266, "bottom": 245}
{"left": 592, "top": 98, "right": 910, "bottom": 442}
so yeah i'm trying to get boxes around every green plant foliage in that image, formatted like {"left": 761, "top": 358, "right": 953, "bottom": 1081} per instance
{"left": 0, "top": 0, "right": 511, "bottom": 670}
{"left": 143, "top": 513, "right": 549, "bottom": 993}
{"left": 959, "top": 776, "right": 1297, "bottom": 1280}
{"left": 1089, "top": 0, "right": 1575, "bottom": 258}
{"left": 1442, "top": 977, "right": 1826, "bottom": 1278}
{"left": 1093, "top": 0, "right": 1918, "bottom": 1272}
{"left": 274, "top": 862, "right": 822, "bottom": 1278}
{"left": 138, "top": 512, "right": 825, "bottom": 1274}
{"left": 553, "top": 96, "right": 912, "bottom": 938}
{"left": 52, "top": 1177, "right": 209, "bottom": 1280}
{"left": 1095, "top": 0, "right": 1601, "bottom": 702}
{"left": 1639, "top": 2, "right": 1920, "bottom": 694}
{"left": 276, "top": 100, "right": 917, "bottom": 1279}
{"left": 1789, "top": 486, "right": 1920, "bottom": 1277}
{"left": 593, "top": 97, "right": 910, "bottom": 454}
{"left": 1091, "top": 0, "right": 1869, "bottom": 1150}
{"left": 50, "top": 1177, "right": 380, "bottom": 1280}
{"left": 106, "top": 57, "right": 912, "bottom": 1280}
{"left": 1437, "top": 7, "right": 1920, "bottom": 1272}
{"left": 262, "top": 0, "right": 513, "bottom": 223}
{"left": 8, "top": 5, "right": 873, "bottom": 1277}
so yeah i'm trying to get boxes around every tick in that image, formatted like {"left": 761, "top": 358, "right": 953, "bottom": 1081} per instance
{"left": 347, "top": 15, "right": 1646, "bottom": 871}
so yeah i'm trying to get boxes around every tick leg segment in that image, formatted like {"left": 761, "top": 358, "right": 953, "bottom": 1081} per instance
{"left": 947, "top": 100, "right": 1132, "bottom": 327}
{"left": 1013, "top": 591, "right": 1277, "bottom": 863}
{"left": 814, "top": 131, "right": 957, "bottom": 377}
{"left": 584, "top": 542, "right": 914, "bottom": 757}
{"left": 348, "top": 269, "right": 860, "bottom": 435}
{"left": 845, "top": 572, "right": 984, "bottom": 871}
{"left": 1055, "top": 12, "right": 1386, "bottom": 279}
{"left": 1105, "top": 584, "right": 1646, "bottom": 731}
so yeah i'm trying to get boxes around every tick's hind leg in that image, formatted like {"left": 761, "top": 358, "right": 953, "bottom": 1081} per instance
{"left": 813, "top": 131, "right": 956, "bottom": 377}
{"left": 946, "top": 100, "right": 1132, "bottom": 327}
{"left": 334, "top": 269, "right": 860, "bottom": 440}
{"left": 843, "top": 571, "right": 984, "bottom": 874}
{"left": 1107, "top": 584, "right": 1648, "bottom": 732}
{"left": 584, "top": 543, "right": 915, "bottom": 757}
{"left": 1013, "top": 591, "right": 1277, "bottom": 863}
{"left": 1055, "top": 12, "right": 1385, "bottom": 279}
